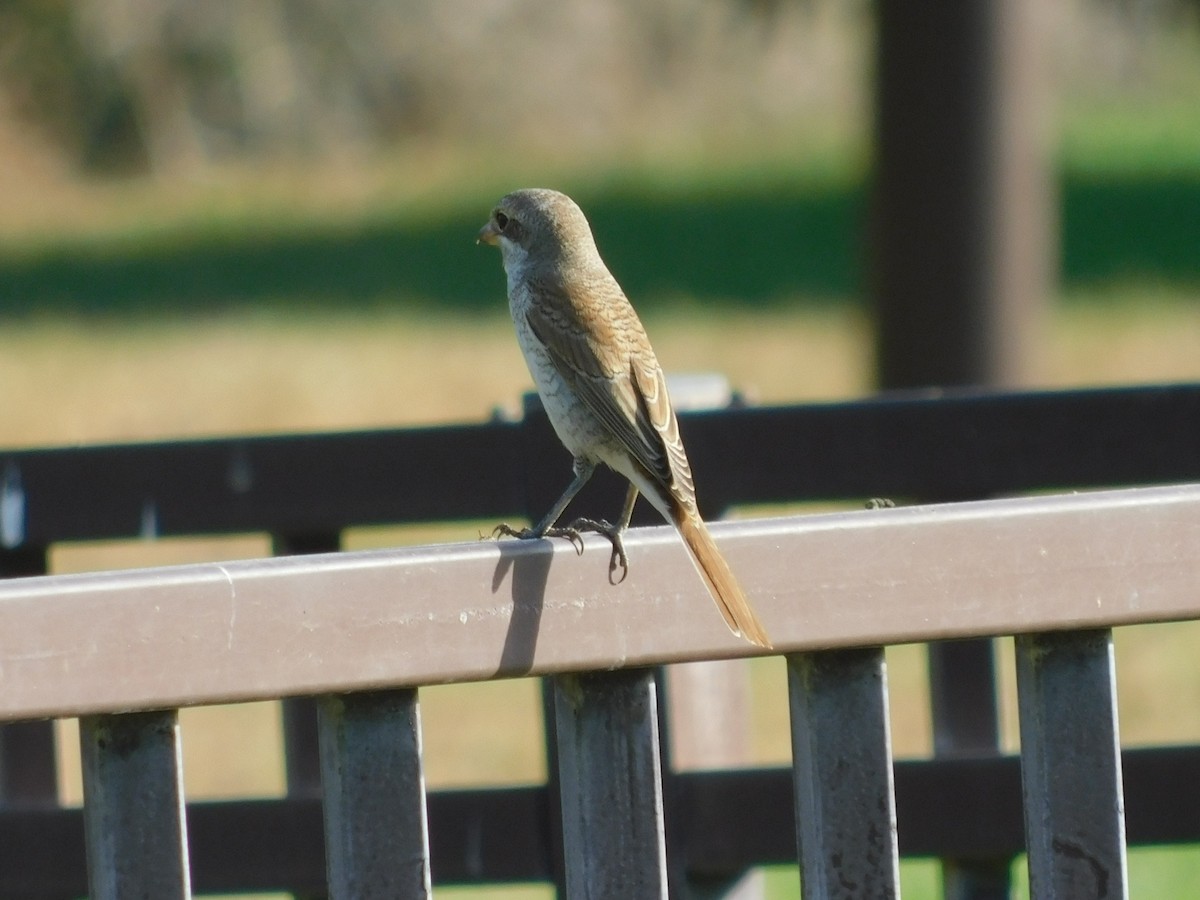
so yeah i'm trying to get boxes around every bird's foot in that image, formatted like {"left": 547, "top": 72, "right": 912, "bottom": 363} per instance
{"left": 492, "top": 519, "right": 628, "bottom": 580}
{"left": 865, "top": 498, "right": 896, "bottom": 510}
{"left": 564, "top": 517, "right": 629, "bottom": 584}
{"left": 492, "top": 522, "right": 585, "bottom": 555}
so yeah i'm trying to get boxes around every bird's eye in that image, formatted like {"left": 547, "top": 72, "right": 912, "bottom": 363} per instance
{"left": 494, "top": 211, "right": 509, "bottom": 231}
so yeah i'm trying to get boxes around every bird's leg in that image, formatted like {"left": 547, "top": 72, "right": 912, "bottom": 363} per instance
{"left": 564, "top": 484, "right": 639, "bottom": 582}
{"left": 494, "top": 459, "right": 596, "bottom": 554}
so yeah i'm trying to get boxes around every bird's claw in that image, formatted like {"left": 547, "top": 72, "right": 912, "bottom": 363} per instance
{"left": 492, "top": 522, "right": 585, "bottom": 555}
{"left": 542, "top": 525, "right": 586, "bottom": 555}
{"left": 492, "top": 522, "right": 534, "bottom": 540}
{"left": 564, "top": 517, "right": 629, "bottom": 584}
{"left": 492, "top": 518, "right": 628, "bottom": 579}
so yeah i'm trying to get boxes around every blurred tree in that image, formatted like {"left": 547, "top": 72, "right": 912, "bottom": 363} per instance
{"left": 0, "top": 1, "right": 148, "bottom": 173}
{"left": 0, "top": 0, "right": 438, "bottom": 174}
{"left": 0, "top": 0, "right": 869, "bottom": 175}
{"left": 0, "top": 0, "right": 1193, "bottom": 177}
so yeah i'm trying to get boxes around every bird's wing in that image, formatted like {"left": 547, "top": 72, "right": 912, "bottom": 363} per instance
{"left": 523, "top": 273, "right": 693, "bottom": 503}
{"left": 628, "top": 354, "right": 696, "bottom": 504}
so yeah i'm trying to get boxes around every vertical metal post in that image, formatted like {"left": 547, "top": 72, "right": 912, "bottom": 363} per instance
{"left": 318, "top": 690, "right": 432, "bottom": 900}
{"left": 554, "top": 668, "right": 669, "bottom": 900}
{"left": 787, "top": 648, "right": 900, "bottom": 900}
{"left": 79, "top": 709, "right": 191, "bottom": 900}
{"left": 1016, "top": 630, "right": 1128, "bottom": 900}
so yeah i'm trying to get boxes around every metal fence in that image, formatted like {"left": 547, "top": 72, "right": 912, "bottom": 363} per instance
{"left": 2, "top": 383, "right": 1199, "bottom": 898}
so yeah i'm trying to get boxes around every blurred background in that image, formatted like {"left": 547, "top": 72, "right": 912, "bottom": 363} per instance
{"left": 1, "top": 1, "right": 1198, "bottom": 897}
{"left": 0, "top": 0, "right": 1197, "bottom": 443}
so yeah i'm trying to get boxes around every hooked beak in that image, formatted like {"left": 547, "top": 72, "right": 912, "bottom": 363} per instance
{"left": 477, "top": 221, "right": 500, "bottom": 246}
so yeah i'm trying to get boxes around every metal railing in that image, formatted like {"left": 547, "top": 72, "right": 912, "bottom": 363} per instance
{"left": 1, "top": 383, "right": 1198, "bottom": 898}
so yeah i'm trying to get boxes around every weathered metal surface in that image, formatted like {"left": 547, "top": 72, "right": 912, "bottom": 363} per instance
{"left": 0, "top": 484, "right": 1197, "bottom": 721}
{"left": 788, "top": 648, "right": 899, "bottom": 899}
{"left": 79, "top": 709, "right": 191, "bottom": 899}
{"left": 1016, "top": 630, "right": 1129, "bottom": 900}
{"left": 318, "top": 689, "right": 431, "bottom": 899}
{"left": 554, "top": 668, "right": 668, "bottom": 899}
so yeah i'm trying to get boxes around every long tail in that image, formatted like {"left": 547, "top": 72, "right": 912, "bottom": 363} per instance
{"left": 671, "top": 502, "right": 772, "bottom": 648}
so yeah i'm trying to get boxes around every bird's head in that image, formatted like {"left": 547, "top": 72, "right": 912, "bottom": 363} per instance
{"left": 477, "top": 188, "right": 600, "bottom": 274}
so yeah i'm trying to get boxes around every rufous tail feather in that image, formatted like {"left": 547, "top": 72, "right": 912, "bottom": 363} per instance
{"left": 672, "top": 503, "right": 772, "bottom": 648}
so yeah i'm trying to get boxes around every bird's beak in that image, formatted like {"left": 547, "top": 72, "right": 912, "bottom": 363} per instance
{"left": 477, "top": 221, "right": 500, "bottom": 246}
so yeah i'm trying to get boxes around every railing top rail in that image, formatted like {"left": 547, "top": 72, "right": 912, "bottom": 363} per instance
{"left": 1, "top": 482, "right": 1197, "bottom": 722}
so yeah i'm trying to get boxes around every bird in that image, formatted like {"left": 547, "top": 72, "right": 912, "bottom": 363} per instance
{"left": 477, "top": 188, "right": 771, "bottom": 648}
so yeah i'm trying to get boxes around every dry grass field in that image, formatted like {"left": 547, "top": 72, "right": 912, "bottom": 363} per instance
{"left": 2, "top": 294, "right": 1196, "bottom": 898}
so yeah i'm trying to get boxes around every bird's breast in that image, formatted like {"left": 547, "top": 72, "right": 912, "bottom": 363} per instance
{"left": 509, "top": 286, "right": 615, "bottom": 462}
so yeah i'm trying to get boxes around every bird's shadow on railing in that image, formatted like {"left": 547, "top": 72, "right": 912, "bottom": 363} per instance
{"left": 490, "top": 539, "right": 554, "bottom": 678}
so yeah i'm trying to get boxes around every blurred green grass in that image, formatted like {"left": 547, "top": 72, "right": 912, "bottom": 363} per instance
{"left": 1, "top": 173, "right": 1196, "bottom": 317}
{"left": 764, "top": 846, "right": 1200, "bottom": 899}
{"left": 1, "top": 108, "right": 1197, "bottom": 317}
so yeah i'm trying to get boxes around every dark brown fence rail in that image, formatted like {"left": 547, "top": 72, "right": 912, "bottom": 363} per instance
{"left": 1, "top": 382, "right": 1199, "bottom": 898}
{"left": 3, "top": 383, "right": 1198, "bottom": 544}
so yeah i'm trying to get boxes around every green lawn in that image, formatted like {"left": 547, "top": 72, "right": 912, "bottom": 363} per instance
{"left": 1, "top": 169, "right": 1196, "bottom": 319}
{"left": 1, "top": 107, "right": 1197, "bottom": 319}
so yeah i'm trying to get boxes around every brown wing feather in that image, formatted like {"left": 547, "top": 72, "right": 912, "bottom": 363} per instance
{"left": 629, "top": 359, "right": 695, "bottom": 506}
{"left": 523, "top": 273, "right": 678, "bottom": 491}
